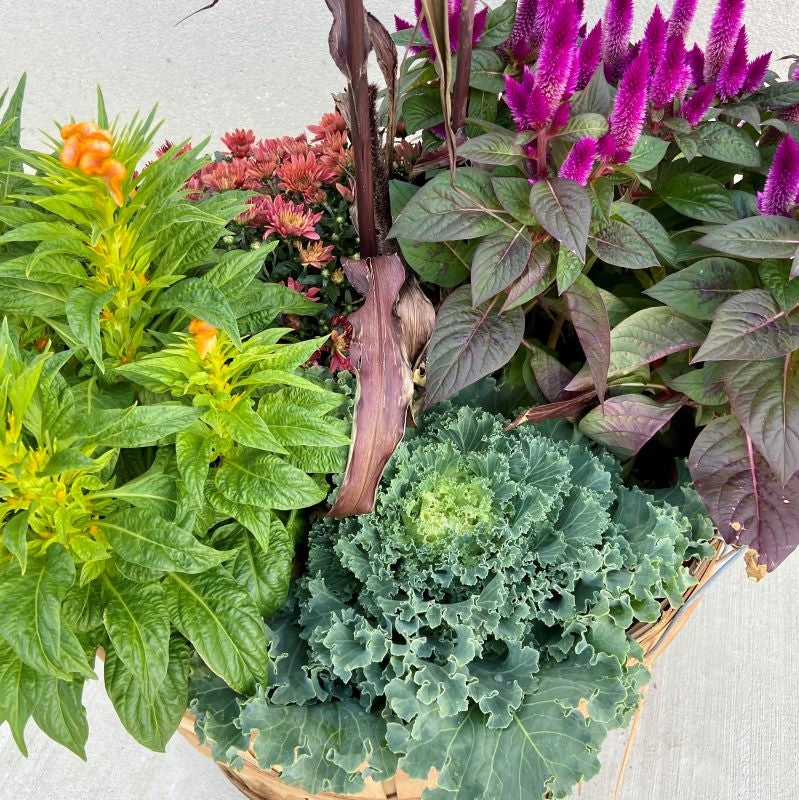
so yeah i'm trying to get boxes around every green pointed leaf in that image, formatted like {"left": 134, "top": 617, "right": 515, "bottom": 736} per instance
{"left": 725, "top": 354, "right": 799, "bottom": 485}
{"left": 165, "top": 569, "right": 267, "bottom": 693}
{"left": 757, "top": 82, "right": 799, "bottom": 108}
{"left": 529, "top": 177, "right": 591, "bottom": 261}
{"left": 467, "top": 49, "right": 506, "bottom": 93}
{"left": 0, "top": 640, "right": 40, "bottom": 755}
{"left": 471, "top": 226, "right": 532, "bottom": 306}
{"left": 556, "top": 246, "right": 584, "bottom": 294}
{"left": 697, "top": 215, "right": 799, "bottom": 259}
{"left": 389, "top": 168, "right": 506, "bottom": 242}
{"left": 175, "top": 424, "right": 214, "bottom": 504}
{"left": 611, "top": 202, "right": 677, "bottom": 263}
{"left": 658, "top": 173, "right": 737, "bottom": 222}
{"left": 645, "top": 258, "right": 755, "bottom": 319}
{"left": 3, "top": 510, "right": 28, "bottom": 573}
{"left": 257, "top": 403, "right": 351, "bottom": 448}
{"left": 99, "top": 508, "right": 230, "bottom": 573}
{"left": 204, "top": 404, "right": 288, "bottom": 454}
{"left": 761, "top": 260, "right": 799, "bottom": 310}
{"left": 588, "top": 219, "right": 659, "bottom": 268}
{"left": 102, "top": 576, "right": 170, "bottom": 701}
{"left": 71, "top": 404, "right": 200, "bottom": 447}
{"left": 556, "top": 113, "right": 609, "bottom": 143}
{"left": 104, "top": 637, "right": 190, "bottom": 752}
{"left": 65, "top": 287, "right": 116, "bottom": 370}
{"left": 458, "top": 130, "right": 529, "bottom": 166}
{"left": 156, "top": 278, "right": 241, "bottom": 346}
{"left": 690, "top": 122, "right": 760, "bottom": 167}
{"left": 692, "top": 289, "right": 799, "bottom": 362}
{"left": 492, "top": 176, "right": 537, "bottom": 226}
{"left": 564, "top": 275, "right": 610, "bottom": 403}
{"left": 425, "top": 286, "right": 525, "bottom": 405}
{"left": 32, "top": 675, "right": 89, "bottom": 759}
{"left": 0, "top": 278, "right": 69, "bottom": 316}
{"left": 625, "top": 135, "right": 669, "bottom": 173}
{"left": 215, "top": 449, "right": 327, "bottom": 510}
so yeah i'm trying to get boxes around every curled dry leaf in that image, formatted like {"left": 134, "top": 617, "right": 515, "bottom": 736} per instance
{"left": 329, "top": 255, "right": 434, "bottom": 517}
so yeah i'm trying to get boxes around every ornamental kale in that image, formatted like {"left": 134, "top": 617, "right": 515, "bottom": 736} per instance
{"left": 203, "top": 402, "right": 713, "bottom": 799}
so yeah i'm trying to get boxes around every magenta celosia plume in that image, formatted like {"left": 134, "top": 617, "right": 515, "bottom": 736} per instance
{"left": 704, "top": 0, "right": 746, "bottom": 81}
{"left": 602, "top": 0, "right": 634, "bottom": 80}
{"left": 559, "top": 137, "right": 598, "bottom": 184}
{"left": 686, "top": 43, "right": 705, "bottom": 86}
{"left": 716, "top": 25, "right": 749, "bottom": 99}
{"left": 530, "top": 0, "right": 558, "bottom": 53}
{"left": 576, "top": 21, "right": 603, "bottom": 89}
{"left": 667, "top": 0, "right": 698, "bottom": 40}
{"left": 534, "top": 0, "right": 580, "bottom": 114}
{"left": 642, "top": 6, "right": 668, "bottom": 74}
{"left": 504, "top": 68, "right": 551, "bottom": 131}
{"left": 504, "top": 0, "right": 538, "bottom": 60}
{"left": 741, "top": 51, "right": 771, "bottom": 93}
{"left": 608, "top": 43, "right": 649, "bottom": 157}
{"left": 681, "top": 81, "right": 716, "bottom": 125}
{"left": 757, "top": 135, "right": 799, "bottom": 217}
{"left": 650, "top": 34, "right": 687, "bottom": 108}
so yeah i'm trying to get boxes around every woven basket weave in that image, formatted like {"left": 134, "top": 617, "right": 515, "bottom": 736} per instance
{"left": 177, "top": 544, "right": 723, "bottom": 800}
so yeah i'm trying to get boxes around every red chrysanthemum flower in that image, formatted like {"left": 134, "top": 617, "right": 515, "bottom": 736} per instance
{"left": 200, "top": 158, "right": 249, "bottom": 192}
{"left": 295, "top": 240, "right": 335, "bottom": 270}
{"left": 276, "top": 151, "right": 339, "bottom": 204}
{"left": 156, "top": 140, "right": 192, "bottom": 159}
{"left": 221, "top": 128, "right": 255, "bottom": 158}
{"left": 255, "top": 194, "right": 323, "bottom": 240}
{"left": 308, "top": 112, "right": 347, "bottom": 141}
{"left": 285, "top": 276, "right": 322, "bottom": 302}
{"left": 328, "top": 314, "right": 354, "bottom": 373}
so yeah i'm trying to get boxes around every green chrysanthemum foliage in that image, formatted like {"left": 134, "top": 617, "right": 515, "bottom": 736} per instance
{"left": 227, "top": 403, "right": 714, "bottom": 800}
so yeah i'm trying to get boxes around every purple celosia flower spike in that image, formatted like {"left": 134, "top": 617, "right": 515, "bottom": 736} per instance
{"left": 643, "top": 6, "right": 668, "bottom": 74}
{"left": 758, "top": 134, "right": 799, "bottom": 217}
{"left": 504, "top": 69, "right": 551, "bottom": 131}
{"left": 667, "top": 0, "right": 698, "bottom": 41}
{"left": 681, "top": 82, "right": 716, "bottom": 126}
{"left": 577, "top": 21, "right": 603, "bottom": 89}
{"left": 650, "top": 34, "right": 687, "bottom": 108}
{"left": 741, "top": 51, "right": 771, "bottom": 94}
{"left": 534, "top": 0, "right": 580, "bottom": 116}
{"left": 704, "top": 0, "right": 745, "bottom": 82}
{"left": 717, "top": 25, "right": 749, "bottom": 99}
{"left": 504, "top": 0, "right": 538, "bottom": 60}
{"left": 609, "top": 43, "right": 649, "bottom": 157}
{"left": 602, "top": 0, "right": 634, "bottom": 81}
{"left": 686, "top": 43, "right": 705, "bottom": 86}
{"left": 530, "top": 0, "right": 558, "bottom": 52}
{"left": 559, "top": 137, "right": 598, "bottom": 184}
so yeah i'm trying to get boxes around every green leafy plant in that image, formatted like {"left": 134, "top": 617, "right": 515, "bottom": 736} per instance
{"left": 0, "top": 90, "right": 351, "bottom": 757}
{"left": 388, "top": 0, "right": 799, "bottom": 572}
{"left": 191, "top": 398, "right": 713, "bottom": 798}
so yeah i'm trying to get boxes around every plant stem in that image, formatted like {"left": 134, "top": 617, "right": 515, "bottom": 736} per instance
{"left": 451, "top": 1, "right": 475, "bottom": 134}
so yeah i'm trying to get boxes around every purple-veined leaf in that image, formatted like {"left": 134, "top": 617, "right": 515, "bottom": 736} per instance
{"left": 567, "top": 307, "right": 708, "bottom": 391}
{"left": 666, "top": 366, "right": 728, "bottom": 406}
{"left": 528, "top": 346, "right": 575, "bottom": 403}
{"left": 471, "top": 226, "right": 532, "bottom": 306}
{"left": 689, "top": 415, "right": 799, "bottom": 570}
{"left": 578, "top": 395, "right": 685, "bottom": 458}
{"left": 611, "top": 202, "right": 677, "bottom": 263}
{"left": 556, "top": 247, "right": 583, "bottom": 294}
{"left": 645, "top": 257, "right": 755, "bottom": 320}
{"left": 725, "top": 354, "right": 799, "bottom": 486}
{"left": 657, "top": 174, "right": 737, "bottom": 223}
{"left": 458, "top": 131, "right": 531, "bottom": 166}
{"left": 425, "top": 286, "right": 525, "bottom": 406}
{"left": 500, "top": 245, "right": 554, "bottom": 312}
{"left": 692, "top": 288, "right": 799, "bottom": 362}
{"left": 389, "top": 168, "right": 506, "bottom": 242}
{"left": 697, "top": 215, "right": 799, "bottom": 259}
{"left": 563, "top": 275, "right": 610, "bottom": 404}
{"left": 507, "top": 391, "right": 597, "bottom": 430}
{"left": 690, "top": 122, "right": 760, "bottom": 168}
{"left": 587, "top": 220, "right": 659, "bottom": 269}
{"left": 492, "top": 176, "right": 537, "bottom": 226}
{"left": 529, "top": 177, "right": 591, "bottom": 262}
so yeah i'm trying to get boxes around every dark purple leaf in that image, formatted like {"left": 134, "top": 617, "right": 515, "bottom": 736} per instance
{"left": 563, "top": 275, "right": 610, "bottom": 404}
{"left": 507, "top": 391, "right": 597, "bottom": 430}
{"left": 697, "top": 215, "right": 799, "bottom": 259}
{"left": 578, "top": 395, "right": 685, "bottom": 458}
{"left": 471, "top": 226, "right": 532, "bottom": 306}
{"left": 425, "top": 287, "right": 525, "bottom": 406}
{"left": 528, "top": 347, "right": 575, "bottom": 403}
{"left": 725, "top": 354, "right": 799, "bottom": 486}
{"left": 500, "top": 245, "right": 554, "bottom": 312}
{"left": 587, "top": 220, "right": 659, "bottom": 269}
{"left": 528, "top": 177, "right": 591, "bottom": 262}
{"left": 689, "top": 415, "right": 799, "bottom": 570}
{"left": 692, "top": 289, "right": 799, "bottom": 362}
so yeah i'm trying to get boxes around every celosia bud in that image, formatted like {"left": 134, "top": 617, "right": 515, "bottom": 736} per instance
{"left": 577, "top": 21, "right": 603, "bottom": 89}
{"left": 681, "top": 82, "right": 716, "bottom": 126}
{"left": 741, "top": 51, "right": 771, "bottom": 94}
{"left": 642, "top": 6, "right": 668, "bottom": 75}
{"left": 686, "top": 43, "right": 705, "bottom": 86}
{"left": 704, "top": 0, "right": 745, "bottom": 82}
{"left": 609, "top": 43, "right": 649, "bottom": 153}
{"left": 504, "top": 0, "right": 538, "bottom": 60}
{"left": 602, "top": 0, "right": 634, "bottom": 81}
{"left": 667, "top": 0, "right": 698, "bottom": 41}
{"left": 559, "top": 137, "right": 598, "bottom": 184}
{"left": 534, "top": 0, "right": 580, "bottom": 114}
{"left": 757, "top": 134, "right": 799, "bottom": 217}
{"left": 597, "top": 133, "right": 617, "bottom": 159}
{"left": 717, "top": 26, "right": 749, "bottom": 99}
{"left": 504, "top": 69, "right": 551, "bottom": 130}
{"left": 650, "top": 34, "right": 687, "bottom": 108}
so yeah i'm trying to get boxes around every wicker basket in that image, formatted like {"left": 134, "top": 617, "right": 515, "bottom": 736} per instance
{"left": 177, "top": 543, "right": 723, "bottom": 800}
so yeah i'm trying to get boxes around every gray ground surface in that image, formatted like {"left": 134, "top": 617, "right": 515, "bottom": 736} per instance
{"left": 1, "top": 2, "right": 797, "bottom": 799}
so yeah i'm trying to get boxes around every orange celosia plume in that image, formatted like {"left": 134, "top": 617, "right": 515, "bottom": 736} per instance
{"left": 59, "top": 121, "right": 127, "bottom": 205}
{"left": 188, "top": 319, "right": 218, "bottom": 359}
